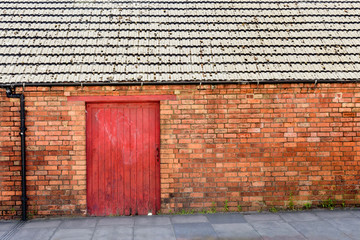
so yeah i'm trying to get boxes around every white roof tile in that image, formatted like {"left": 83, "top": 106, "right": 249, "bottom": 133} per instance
{"left": 0, "top": 1, "right": 359, "bottom": 84}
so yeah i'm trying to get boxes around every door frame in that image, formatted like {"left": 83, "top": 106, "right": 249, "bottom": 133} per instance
{"left": 69, "top": 95, "right": 176, "bottom": 215}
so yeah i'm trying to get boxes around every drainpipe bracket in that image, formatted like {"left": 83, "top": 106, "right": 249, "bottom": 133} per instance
{"left": 5, "top": 87, "right": 13, "bottom": 96}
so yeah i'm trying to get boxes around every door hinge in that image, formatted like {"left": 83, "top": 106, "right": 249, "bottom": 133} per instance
{"left": 156, "top": 145, "right": 160, "bottom": 163}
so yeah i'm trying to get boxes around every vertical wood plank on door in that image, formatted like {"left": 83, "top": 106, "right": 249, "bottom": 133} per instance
{"left": 109, "top": 107, "right": 117, "bottom": 215}
{"left": 142, "top": 107, "right": 150, "bottom": 213}
{"left": 155, "top": 104, "right": 161, "bottom": 211}
{"left": 149, "top": 106, "right": 156, "bottom": 214}
{"left": 98, "top": 107, "right": 105, "bottom": 215}
{"left": 123, "top": 107, "right": 130, "bottom": 216}
{"left": 86, "top": 105, "right": 93, "bottom": 214}
{"left": 130, "top": 108, "right": 137, "bottom": 214}
{"left": 104, "top": 106, "right": 111, "bottom": 215}
{"left": 117, "top": 107, "right": 124, "bottom": 215}
{"left": 136, "top": 107, "right": 144, "bottom": 215}
{"left": 92, "top": 107, "right": 99, "bottom": 214}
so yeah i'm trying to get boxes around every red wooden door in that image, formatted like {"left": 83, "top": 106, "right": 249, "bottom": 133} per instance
{"left": 86, "top": 102, "right": 160, "bottom": 216}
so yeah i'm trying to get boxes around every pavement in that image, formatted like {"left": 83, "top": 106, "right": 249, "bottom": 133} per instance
{"left": 1, "top": 209, "right": 360, "bottom": 240}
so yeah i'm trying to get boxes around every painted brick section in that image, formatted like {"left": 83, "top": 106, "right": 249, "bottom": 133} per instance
{"left": 0, "top": 83, "right": 360, "bottom": 219}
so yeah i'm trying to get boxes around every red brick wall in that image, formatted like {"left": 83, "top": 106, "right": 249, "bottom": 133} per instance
{"left": 1, "top": 83, "right": 359, "bottom": 219}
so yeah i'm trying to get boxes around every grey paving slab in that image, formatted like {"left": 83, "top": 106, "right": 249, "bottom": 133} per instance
{"left": 1, "top": 210, "right": 360, "bottom": 240}
{"left": 213, "top": 223, "right": 262, "bottom": 240}
{"left": 327, "top": 217, "right": 360, "bottom": 240}
{"left": 314, "top": 210, "right": 354, "bottom": 219}
{"left": 97, "top": 216, "right": 134, "bottom": 226}
{"left": 134, "top": 225, "right": 175, "bottom": 240}
{"left": 279, "top": 212, "right": 320, "bottom": 222}
{"left": 349, "top": 210, "right": 360, "bottom": 217}
{"left": 9, "top": 227, "right": 56, "bottom": 240}
{"left": 58, "top": 218, "right": 97, "bottom": 229}
{"left": 171, "top": 214, "right": 208, "bottom": 224}
{"left": 135, "top": 216, "right": 171, "bottom": 226}
{"left": 244, "top": 213, "right": 283, "bottom": 222}
{"left": 50, "top": 228, "right": 94, "bottom": 240}
{"left": 290, "top": 220, "right": 352, "bottom": 240}
{"left": 22, "top": 220, "right": 62, "bottom": 228}
{"left": 251, "top": 221, "right": 306, "bottom": 240}
{"left": 93, "top": 225, "right": 133, "bottom": 240}
{"left": 206, "top": 213, "right": 246, "bottom": 224}
{"left": 173, "top": 222, "right": 217, "bottom": 239}
{"left": 0, "top": 222, "right": 17, "bottom": 231}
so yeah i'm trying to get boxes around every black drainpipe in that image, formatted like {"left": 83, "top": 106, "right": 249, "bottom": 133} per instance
{"left": 5, "top": 87, "right": 27, "bottom": 221}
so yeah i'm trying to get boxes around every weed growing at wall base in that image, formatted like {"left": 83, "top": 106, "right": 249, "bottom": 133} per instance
{"left": 303, "top": 203, "right": 312, "bottom": 210}
{"left": 224, "top": 200, "right": 229, "bottom": 212}
{"left": 269, "top": 207, "right": 278, "bottom": 213}
{"left": 237, "top": 205, "right": 242, "bottom": 212}
{"left": 320, "top": 198, "right": 334, "bottom": 210}
{"left": 288, "top": 193, "right": 295, "bottom": 210}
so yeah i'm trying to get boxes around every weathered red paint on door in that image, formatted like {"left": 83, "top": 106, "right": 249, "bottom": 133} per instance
{"left": 86, "top": 102, "right": 160, "bottom": 216}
